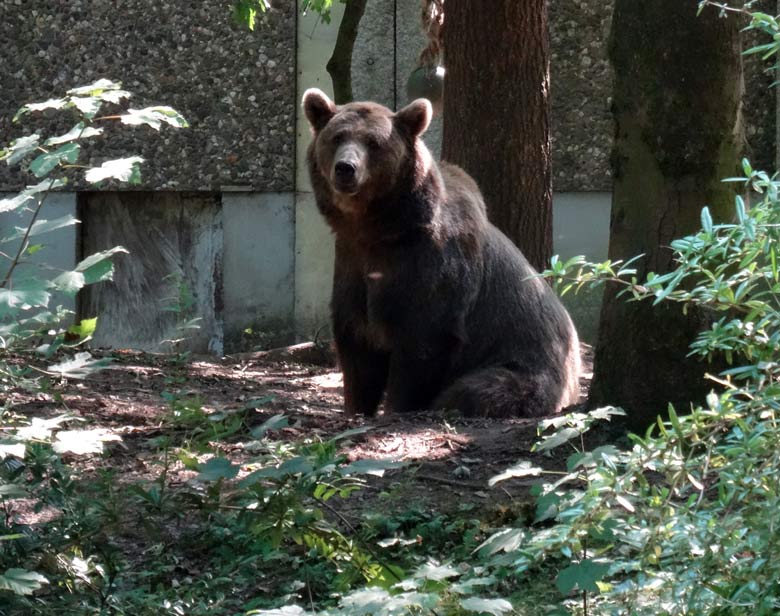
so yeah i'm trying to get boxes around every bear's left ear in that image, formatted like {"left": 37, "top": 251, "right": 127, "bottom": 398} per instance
{"left": 394, "top": 98, "right": 432, "bottom": 138}
{"left": 302, "top": 88, "right": 336, "bottom": 133}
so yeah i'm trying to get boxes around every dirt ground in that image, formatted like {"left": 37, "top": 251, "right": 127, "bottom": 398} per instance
{"left": 12, "top": 342, "right": 594, "bottom": 516}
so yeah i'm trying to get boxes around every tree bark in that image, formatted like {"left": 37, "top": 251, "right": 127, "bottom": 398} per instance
{"left": 589, "top": 1, "right": 744, "bottom": 429}
{"left": 326, "top": 0, "right": 367, "bottom": 104}
{"left": 441, "top": 1, "right": 552, "bottom": 271}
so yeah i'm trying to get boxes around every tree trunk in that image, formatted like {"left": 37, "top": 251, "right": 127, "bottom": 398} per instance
{"left": 326, "top": 0, "right": 368, "bottom": 104}
{"left": 441, "top": 1, "right": 552, "bottom": 271}
{"left": 589, "top": 1, "right": 744, "bottom": 429}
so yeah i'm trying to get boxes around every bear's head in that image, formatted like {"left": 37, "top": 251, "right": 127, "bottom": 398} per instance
{"left": 302, "top": 89, "right": 432, "bottom": 207}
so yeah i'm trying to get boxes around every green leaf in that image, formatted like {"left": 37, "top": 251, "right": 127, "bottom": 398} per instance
{"left": 460, "top": 597, "right": 514, "bottom": 616}
{"left": 340, "top": 458, "right": 405, "bottom": 477}
{"left": 250, "top": 413, "right": 289, "bottom": 438}
{"left": 67, "top": 79, "right": 116, "bottom": 96}
{"left": 0, "top": 278, "right": 52, "bottom": 315}
{"left": 331, "top": 425, "right": 373, "bottom": 441}
{"left": 0, "top": 193, "right": 35, "bottom": 214}
{"left": 2, "top": 214, "right": 80, "bottom": 243}
{"left": 69, "top": 96, "right": 103, "bottom": 119}
{"left": 0, "top": 486, "right": 26, "bottom": 498}
{"left": 18, "top": 177, "right": 67, "bottom": 199}
{"left": 0, "top": 568, "right": 48, "bottom": 595}
{"left": 67, "top": 317, "right": 98, "bottom": 339}
{"left": 119, "top": 106, "right": 189, "bottom": 130}
{"left": 51, "top": 270, "right": 86, "bottom": 295}
{"left": 52, "top": 428, "right": 120, "bottom": 455}
{"left": 45, "top": 123, "right": 104, "bottom": 146}
{"left": 700, "top": 206, "right": 713, "bottom": 233}
{"left": 13, "top": 97, "right": 67, "bottom": 121}
{"left": 85, "top": 157, "right": 144, "bottom": 184}
{"left": 534, "top": 427, "right": 582, "bottom": 452}
{"left": 48, "top": 352, "right": 113, "bottom": 379}
{"left": 75, "top": 247, "right": 128, "bottom": 284}
{"left": 29, "top": 143, "right": 81, "bottom": 178}
{"left": 476, "top": 528, "right": 525, "bottom": 556}
{"left": 4, "top": 134, "right": 40, "bottom": 166}
{"left": 488, "top": 461, "right": 543, "bottom": 486}
{"left": 556, "top": 559, "right": 610, "bottom": 594}
{"left": 414, "top": 562, "right": 460, "bottom": 581}
{"left": 197, "top": 457, "right": 239, "bottom": 481}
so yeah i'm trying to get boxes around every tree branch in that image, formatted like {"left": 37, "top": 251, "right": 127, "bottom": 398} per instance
{"left": 326, "top": 0, "right": 368, "bottom": 104}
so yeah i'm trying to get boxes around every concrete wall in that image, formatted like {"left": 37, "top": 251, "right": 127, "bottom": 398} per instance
{"left": 1, "top": 0, "right": 773, "bottom": 351}
{"left": 0, "top": 0, "right": 296, "bottom": 192}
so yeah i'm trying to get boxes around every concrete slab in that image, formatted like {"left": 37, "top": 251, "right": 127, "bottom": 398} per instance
{"left": 223, "top": 192, "right": 295, "bottom": 351}
{"left": 553, "top": 192, "right": 612, "bottom": 343}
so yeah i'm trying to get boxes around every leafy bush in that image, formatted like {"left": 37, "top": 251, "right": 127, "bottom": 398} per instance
{"left": 0, "top": 79, "right": 187, "bottom": 600}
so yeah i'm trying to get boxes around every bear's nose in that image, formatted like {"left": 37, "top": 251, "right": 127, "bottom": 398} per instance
{"left": 334, "top": 161, "right": 357, "bottom": 182}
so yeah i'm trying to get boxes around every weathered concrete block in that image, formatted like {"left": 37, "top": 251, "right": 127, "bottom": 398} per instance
{"left": 294, "top": 191, "right": 335, "bottom": 342}
{"left": 222, "top": 192, "right": 295, "bottom": 351}
{"left": 79, "top": 192, "right": 223, "bottom": 353}
{"left": 553, "top": 192, "right": 611, "bottom": 343}
{"left": 353, "top": 0, "right": 396, "bottom": 108}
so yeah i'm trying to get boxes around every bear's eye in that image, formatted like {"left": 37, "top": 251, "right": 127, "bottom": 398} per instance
{"left": 332, "top": 132, "right": 347, "bottom": 146}
{"left": 366, "top": 138, "right": 381, "bottom": 151}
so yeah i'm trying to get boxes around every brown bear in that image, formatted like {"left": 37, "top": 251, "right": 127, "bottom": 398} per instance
{"left": 302, "top": 88, "right": 580, "bottom": 417}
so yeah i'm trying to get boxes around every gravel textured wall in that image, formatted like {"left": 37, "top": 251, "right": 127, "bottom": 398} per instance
{"left": 0, "top": 0, "right": 295, "bottom": 192}
{"left": 0, "top": 0, "right": 774, "bottom": 193}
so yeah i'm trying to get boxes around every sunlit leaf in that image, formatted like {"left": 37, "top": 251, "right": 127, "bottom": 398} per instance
{"left": 340, "top": 458, "right": 405, "bottom": 477}
{"left": 0, "top": 442, "right": 26, "bottom": 458}
{"left": 15, "top": 416, "right": 70, "bottom": 441}
{"left": 29, "top": 143, "right": 81, "bottom": 178}
{"left": 1, "top": 214, "right": 80, "bottom": 243}
{"left": 48, "top": 352, "right": 113, "bottom": 379}
{"left": 414, "top": 562, "right": 460, "bottom": 581}
{"left": 489, "top": 461, "right": 543, "bottom": 486}
{"left": 52, "top": 270, "right": 85, "bottom": 295}
{"left": 250, "top": 413, "right": 289, "bottom": 438}
{"left": 85, "top": 157, "right": 144, "bottom": 184}
{"left": 0, "top": 568, "right": 48, "bottom": 595}
{"left": 67, "top": 317, "right": 98, "bottom": 339}
{"left": 13, "top": 97, "right": 67, "bottom": 121}
{"left": 4, "top": 134, "right": 40, "bottom": 166}
{"left": 52, "top": 428, "right": 120, "bottom": 455}
{"left": 460, "top": 597, "right": 514, "bottom": 616}
{"left": 197, "top": 457, "right": 239, "bottom": 481}
{"left": 69, "top": 96, "right": 103, "bottom": 118}
{"left": 0, "top": 278, "right": 52, "bottom": 315}
{"left": 67, "top": 79, "right": 123, "bottom": 96}
{"left": 119, "top": 106, "right": 189, "bottom": 130}
{"left": 45, "top": 123, "right": 104, "bottom": 146}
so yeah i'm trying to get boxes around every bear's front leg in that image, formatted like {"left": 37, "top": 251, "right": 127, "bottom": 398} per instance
{"left": 384, "top": 337, "right": 457, "bottom": 414}
{"left": 335, "top": 332, "right": 390, "bottom": 416}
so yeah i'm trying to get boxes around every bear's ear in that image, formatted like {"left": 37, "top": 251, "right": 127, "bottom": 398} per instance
{"left": 394, "top": 98, "right": 432, "bottom": 138}
{"left": 302, "top": 88, "right": 336, "bottom": 133}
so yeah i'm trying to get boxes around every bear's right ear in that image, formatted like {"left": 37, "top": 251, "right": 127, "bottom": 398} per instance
{"left": 394, "top": 98, "right": 432, "bottom": 138}
{"left": 302, "top": 88, "right": 336, "bottom": 133}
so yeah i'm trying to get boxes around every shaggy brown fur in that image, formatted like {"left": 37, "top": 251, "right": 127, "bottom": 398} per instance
{"left": 302, "top": 88, "right": 580, "bottom": 417}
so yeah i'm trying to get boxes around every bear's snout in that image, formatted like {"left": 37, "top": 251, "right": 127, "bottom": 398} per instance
{"left": 335, "top": 161, "right": 356, "bottom": 183}
{"left": 331, "top": 143, "right": 366, "bottom": 195}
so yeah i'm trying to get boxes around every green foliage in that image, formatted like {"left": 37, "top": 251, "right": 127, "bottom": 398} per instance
{"left": 0, "top": 80, "right": 187, "bottom": 608}
{"left": 232, "top": 0, "right": 341, "bottom": 29}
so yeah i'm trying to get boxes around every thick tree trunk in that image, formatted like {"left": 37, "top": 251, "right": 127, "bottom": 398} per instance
{"left": 441, "top": 1, "right": 552, "bottom": 271}
{"left": 589, "top": 1, "right": 744, "bottom": 429}
{"left": 326, "top": 0, "right": 367, "bottom": 104}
